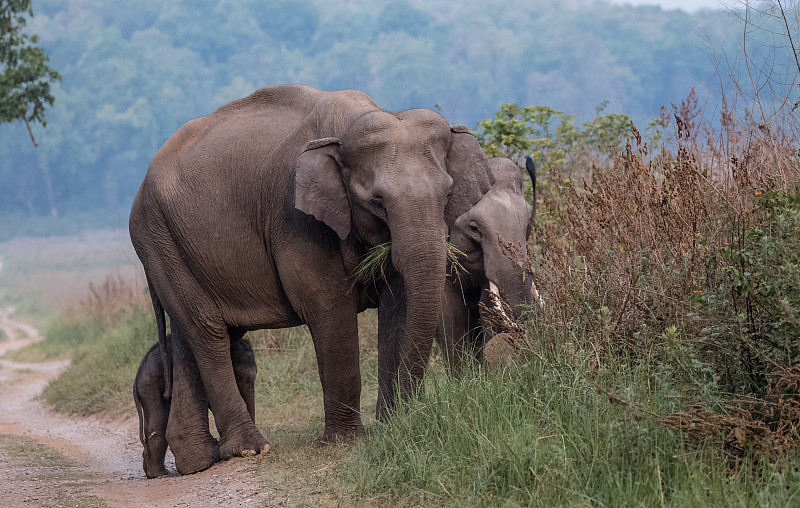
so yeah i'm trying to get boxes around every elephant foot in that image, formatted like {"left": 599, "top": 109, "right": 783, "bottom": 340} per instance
{"left": 218, "top": 426, "right": 270, "bottom": 460}
{"left": 144, "top": 464, "right": 168, "bottom": 479}
{"left": 170, "top": 435, "right": 220, "bottom": 476}
{"left": 318, "top": 423, "right": 365, "bottom": 445}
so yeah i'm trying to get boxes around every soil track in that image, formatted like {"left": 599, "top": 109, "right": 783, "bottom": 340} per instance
{"left": 0, "top": 259, "right": 272, "bottom": 507}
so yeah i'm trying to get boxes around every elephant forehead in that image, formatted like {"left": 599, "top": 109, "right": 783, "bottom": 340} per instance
{"left": 488, "top": 157, "right": 525, "bottom": 188}
{"left": 342, "top": 110, "right": 449, "bottom": 154}
{"left": 472, "top": 187, "right": 531, "bottom": 229}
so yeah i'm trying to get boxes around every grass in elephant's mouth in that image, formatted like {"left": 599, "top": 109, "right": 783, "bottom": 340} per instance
{"left": 351, "top": 242, "right": 392, "bottom": 286}
{"left": 352, "top": 241, "right": 468, "bottom": 286}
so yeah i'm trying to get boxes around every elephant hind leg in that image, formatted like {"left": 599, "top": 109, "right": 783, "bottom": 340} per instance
{"left": 173, "top": 320, "right": 268, "bottom": 462}
{"left": 165, "top": 328, "right": 219, "bottom": 475}
{"left": 141, "top": 247, "right": 268, "bottom": 471}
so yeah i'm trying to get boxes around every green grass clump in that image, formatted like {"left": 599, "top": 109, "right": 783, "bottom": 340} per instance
{"left": 345, "top": 345, "right": 800, "bottom": 507}
{"left": 352, "top": 242, "right": 393, "bottom": 286}
{"left": 5, "top": 313, "right": 104, "bottom": 363}
{"left": 42, "top": 306, "right": 154, "bottom": 415}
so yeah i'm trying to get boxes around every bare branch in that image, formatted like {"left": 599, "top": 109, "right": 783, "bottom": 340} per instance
{"left": 23, "top": 117, "right": 37, "bottom": 147}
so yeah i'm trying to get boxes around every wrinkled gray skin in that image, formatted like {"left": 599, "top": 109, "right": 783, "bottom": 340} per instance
{"left": 133, "top": 335, "right": 257, "bottom": 478}
{"left": 376, "top": 156, "right": 534, "bottom": 381}
{"left": 129, "top": 85, "right": 493, "bottom": 475}
{"left": 436, "top": 157, "right": 536, "bottom": 374}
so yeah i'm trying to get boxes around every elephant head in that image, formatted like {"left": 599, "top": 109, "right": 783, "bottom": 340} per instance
{"left": 449, "top": 156, "right": 536, "bottom": 318}
{"left": 294, "top": 109, "right": 494, "bottom": 415}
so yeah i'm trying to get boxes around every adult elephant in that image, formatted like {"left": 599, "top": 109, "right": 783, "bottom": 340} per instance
{"left": 129, "top": 85, "right": 493, "bottom": 475}
{"left": 437, "top": 156, "right": 538, "bottom": 373}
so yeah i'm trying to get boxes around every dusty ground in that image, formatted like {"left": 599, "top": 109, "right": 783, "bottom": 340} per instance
{"left": 0, "top": 250, "right": 276, "bottom": 507}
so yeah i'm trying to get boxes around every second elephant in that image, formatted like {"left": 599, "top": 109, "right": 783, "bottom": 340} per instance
{"left": 437, "top": 157, "right": 538, "bottom": 373}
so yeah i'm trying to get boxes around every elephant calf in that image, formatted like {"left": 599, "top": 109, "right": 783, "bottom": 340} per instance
{"left": 133, "top": 335, "right": 257, "bottom": 478}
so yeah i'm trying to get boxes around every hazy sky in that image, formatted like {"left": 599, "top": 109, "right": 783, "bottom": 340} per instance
{"left": 608, "top": 0, "right": 723, "bottom": 11}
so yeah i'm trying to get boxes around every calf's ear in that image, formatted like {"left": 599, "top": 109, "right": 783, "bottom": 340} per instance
{"left": 294, "top": 138, "right": 351, "bottom": 240}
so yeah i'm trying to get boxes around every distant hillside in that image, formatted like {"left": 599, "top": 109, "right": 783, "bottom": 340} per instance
{"left": 1, "top": 0, "right": 745, "bottom": 220}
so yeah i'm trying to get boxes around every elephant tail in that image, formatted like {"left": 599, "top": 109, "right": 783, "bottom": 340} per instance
{"left": 133, "top": 361, "right": 146, "bottom": 447}
{"left": 525, "top": 156, "right": 537, "bottom": 220}
{"left": 148, "top": 279, "right": 171, "bottom": 400}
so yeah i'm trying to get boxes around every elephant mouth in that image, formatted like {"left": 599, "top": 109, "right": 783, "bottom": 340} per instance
{"left": 352, "top": 241, "right": 471, "bottom": 286}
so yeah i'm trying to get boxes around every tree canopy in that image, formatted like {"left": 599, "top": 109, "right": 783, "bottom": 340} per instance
{"left": 0, "top": 0, "right": 60, "bottom": 145}
{"left": 0, "top": 0, "right": 759, "bottom": 222}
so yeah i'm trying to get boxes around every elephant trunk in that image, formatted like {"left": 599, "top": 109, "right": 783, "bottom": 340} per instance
{"left": 393, "top": 218, "right": 447, "bottom": 380}
{"left": 484, "top": 242, "right": 533, "bottom": 320}
{"left": 377, "top": 215, "right": 447, "bottom": 419}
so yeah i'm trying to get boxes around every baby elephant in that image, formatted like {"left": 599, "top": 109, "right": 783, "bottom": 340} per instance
{"left": 133, "top": 335, "right": 257, "bottom": 478}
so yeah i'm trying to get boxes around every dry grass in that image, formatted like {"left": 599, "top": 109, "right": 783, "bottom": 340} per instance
{"left": 529, "top": 87, "right": 800, "bottom": 356}
{"left": 660, "top": 363, "right": 800, "bottom": 469}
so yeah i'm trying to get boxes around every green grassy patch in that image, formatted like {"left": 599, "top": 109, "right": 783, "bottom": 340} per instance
{"left": 0, "top": 434, "right": 108, "bottom": 507}
{"left": 41, "top": 306, "right": 154, "bottom": 416}
{"left": 344, "top": 347, "right": 800, "bottom": 507}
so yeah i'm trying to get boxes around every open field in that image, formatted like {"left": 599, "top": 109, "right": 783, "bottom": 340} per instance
{"left": 0, "top": 229, "right": 142, "bottom": 326}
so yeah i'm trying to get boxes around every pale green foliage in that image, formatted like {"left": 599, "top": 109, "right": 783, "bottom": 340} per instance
{"left": 474, "top": 101, "right": 632, "bottom": 169}
{"left": 0, "top": 0, "right": 61, "bottom": 132}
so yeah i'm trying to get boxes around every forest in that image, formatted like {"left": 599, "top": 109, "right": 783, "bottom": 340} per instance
{"left": 0, "top": 0, "right": 746, "bottom": 225}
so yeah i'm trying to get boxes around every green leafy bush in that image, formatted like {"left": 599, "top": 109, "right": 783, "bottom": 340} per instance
{"left": 473, "top": 102, "right": 631, "bottom": 169}
{"left": 702, "top": 187, "right": 800, "bottom": 392}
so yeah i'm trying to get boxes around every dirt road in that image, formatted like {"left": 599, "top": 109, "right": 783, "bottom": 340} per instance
{"left": 0, "top": 259, "right": 273, "bottom": 507}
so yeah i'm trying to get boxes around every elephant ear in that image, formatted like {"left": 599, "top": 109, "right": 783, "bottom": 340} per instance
{"left": 294, "top": 137, "right": 351, "bottom": 240}
{"left": 444, "top": 125, "right": 496, "bottom": 226}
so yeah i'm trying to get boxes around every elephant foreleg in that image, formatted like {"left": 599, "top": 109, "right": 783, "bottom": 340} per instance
{"left": 376, "top": 276, "right": 406, "bottom": 420}
{"left": 436, "top": 279, "right": 473, "bottom": 377}
{"left": 308, "top": 313, "right": 363, "bottom": 443}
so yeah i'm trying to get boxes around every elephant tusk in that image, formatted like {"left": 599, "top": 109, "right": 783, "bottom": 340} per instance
{"left": 488, "top": 281, "right": 513, "bottom": 323}
{"left": 531, "top": 282, "right": 545, "bottom": 308}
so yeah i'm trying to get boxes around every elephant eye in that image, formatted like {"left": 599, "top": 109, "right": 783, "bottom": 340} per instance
{"left": 468, "top": 221, "right": 481, "bottom": 237}
{"left": 371, "top": 197, "right": 387, "bottom": 217}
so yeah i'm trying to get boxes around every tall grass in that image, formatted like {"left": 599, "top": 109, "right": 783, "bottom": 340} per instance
{"left": 346, "top": 342, "right": 800, "bottom": 507}
{"left": 38, "top": 278, "right": 155, "bottom": 415}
